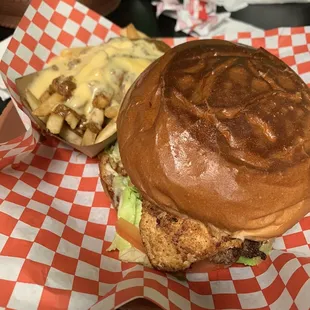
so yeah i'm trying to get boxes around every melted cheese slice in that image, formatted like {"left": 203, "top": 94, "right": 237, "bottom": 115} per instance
{"left": 28, "top": 37, "right": 164, "bottom": 121}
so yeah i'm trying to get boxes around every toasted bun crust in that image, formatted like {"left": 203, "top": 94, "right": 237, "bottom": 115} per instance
{"left": 98, "top": 152, "right": 114, "bottom": 203}
{"left": 117, "top": 39, "right": 310, "bottom": 240}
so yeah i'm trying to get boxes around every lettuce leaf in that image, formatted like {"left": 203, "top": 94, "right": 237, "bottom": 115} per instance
{"left": 237, "top": 256, "right": 262, "bottom": 266}
{"left": 119, "top": 247, "right": 152, "bottom": 267}
{"left": 107, "top": 234, "right": 131, "bottom": 252}
{"left": 118, "top": 186, "right": 141, "bottom": 224}
{"left": 107, "top": 169, "right": 144, "bottom": 259}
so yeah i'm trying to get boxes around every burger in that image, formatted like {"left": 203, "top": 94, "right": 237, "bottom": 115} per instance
{"left": 99, "top": 39, "right": 310, "bottom": 272}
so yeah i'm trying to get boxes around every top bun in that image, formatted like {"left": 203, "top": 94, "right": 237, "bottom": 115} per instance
{"left": 117, "top": 39, "right": 310, "bottom": 240}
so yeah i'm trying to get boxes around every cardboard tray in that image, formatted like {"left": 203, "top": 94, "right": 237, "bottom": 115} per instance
{"left": 16, "top": 71, "right": 117, "bottom": 158}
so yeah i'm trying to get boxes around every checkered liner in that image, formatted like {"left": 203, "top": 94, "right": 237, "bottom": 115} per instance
{"left": 0, "top": 0, "right": 309, "bottom": 309}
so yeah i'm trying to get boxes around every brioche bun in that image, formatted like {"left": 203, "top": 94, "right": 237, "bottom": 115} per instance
{"left": 117, "top": 39, "right": 310, "bottom": 240}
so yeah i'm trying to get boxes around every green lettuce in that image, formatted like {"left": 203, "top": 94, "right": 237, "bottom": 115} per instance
{"left": 237, "top": 256, "right": 263, "bottom": 266}
{"left": 107, "top": 177, "right": 142, "bottom": 251}
{"left": 106, "top": 144, "right": 146, "bottom": 264}
{"left": 118, "top": 186, "right": 142, "bottom": 225}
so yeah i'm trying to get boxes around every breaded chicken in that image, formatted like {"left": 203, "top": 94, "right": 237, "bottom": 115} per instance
{"left": 140, "top": 201, "right": 242, "bottom": 272}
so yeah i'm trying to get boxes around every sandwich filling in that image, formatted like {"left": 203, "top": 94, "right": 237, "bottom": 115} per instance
{"left": 100, "top": 143, "right": 272, "bottom": 272}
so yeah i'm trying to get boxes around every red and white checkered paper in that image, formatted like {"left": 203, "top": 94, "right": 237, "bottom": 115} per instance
{"left": 0, "top": 0, "right": 310, "bottom": 309}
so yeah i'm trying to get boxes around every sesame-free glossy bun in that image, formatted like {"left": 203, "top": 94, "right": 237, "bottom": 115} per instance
{"left": 117, "top": 39, "right": 310, "bottom": 240}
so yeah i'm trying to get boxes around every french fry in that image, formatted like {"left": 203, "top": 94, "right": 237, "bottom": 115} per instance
{"left": 105, "top": 105, "right": 119, "bottom": 119}
{"left": 86, "top": 122, "right": 101, "bottom": 134}
{"left": 91, "top": 108, "right": 105, "bottom": 127}
{"left": 40, "top": 116, "right": 48, "bottom": 123}
{"left": 121, "top": 24, "right": 149, "bottom": 39}
{"left": 65, "top": 112, "right": 80, "bottom": 129}
{"left": 32, "top": 93, "right": 64, "bottom": 117}
{"left": 92, "top": 93, "right": 110, "bottom": 109}
{"left": 25, "top": 89, "right": 48, "bottom": 123}
{"left": 25, "top": 89, "right": 40, "bottom": 111}
{"left": 60, "top": 47, "right": 89, "bottom": 58}
{"left": 125, "top": 24, "right": 141, "bottom": 39}
{"left": 39, "top": 90, "right": 51, "bottom": 103}
{"left": 120, "top": 25, "right": 129, "bottom": 37}
{"left": 120, "top": 26, "right": 128, "bottom": 37}
{"left": 82, "top": 128, "right": 97, "bottom": 146}
{"left": 95, "top": 118, "right": 117, "bottom": 144}
{"left": 46, "top": 113, "right": 65, "bottom": 134}
{"left": 59, "top": 124, "right": 82, "bottom": 146}
{"left": 136, "top": 29, "right": 149, "bottom": 39}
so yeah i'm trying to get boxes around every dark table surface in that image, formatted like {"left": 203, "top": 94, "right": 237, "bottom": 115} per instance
{"left": 1, "top": 0, "right": 310, "bottom": 112}
{"left": 107, "top": 0, "right": 310, "bottom": 37}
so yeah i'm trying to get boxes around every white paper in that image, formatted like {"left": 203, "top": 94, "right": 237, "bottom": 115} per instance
{"left": 153, "top": 0, "right": 262, "bottom": 37}
{"left": 0, "top": 36, "right": 12, "bottom": 101}
{"left": 192, "top": 17, "right": 262, "bottom": 37}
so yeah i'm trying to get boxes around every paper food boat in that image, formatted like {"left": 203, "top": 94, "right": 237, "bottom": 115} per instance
{"left": 15, "top": 71, "right": 117, "bottom": 158}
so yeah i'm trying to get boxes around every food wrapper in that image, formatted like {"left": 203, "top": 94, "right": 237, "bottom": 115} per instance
{"left": 0, "top": 0, "right": 310, "bottom": 309}
{"left": 152, "top": 0, "right": 261, "bottom": 36}
{"left": 0, "top": 36, "right": 13, "bottom": 101}
{"left": 0, "top": 99, "right": 39, "bottom": 170}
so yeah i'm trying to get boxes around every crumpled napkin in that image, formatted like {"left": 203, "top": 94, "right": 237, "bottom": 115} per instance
{"left": 153, "top": 0, "right": 261, "bottom": 37}
{"left": 0, "top": 36, "right": 12, "bottom": 101}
